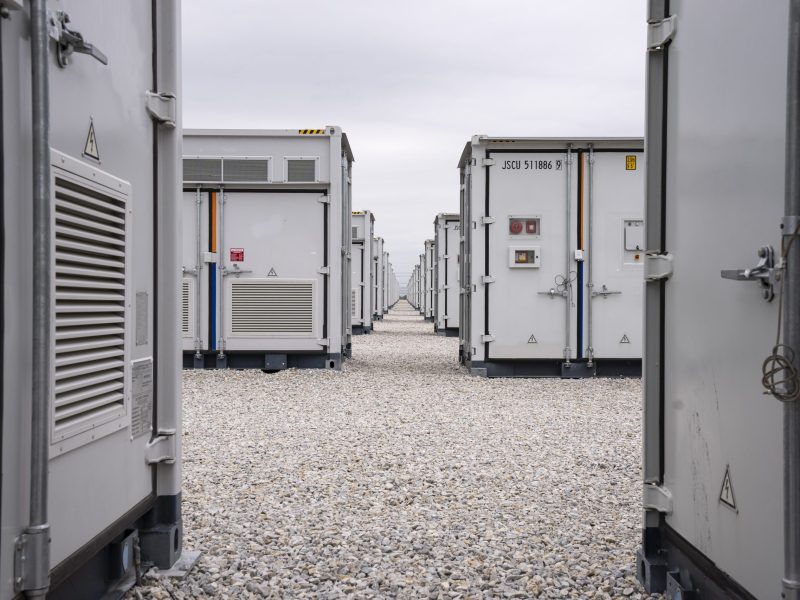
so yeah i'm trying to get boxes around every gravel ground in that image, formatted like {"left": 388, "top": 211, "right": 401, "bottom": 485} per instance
{"left": 130, "top": 300, "right": 658, "bottom": 599}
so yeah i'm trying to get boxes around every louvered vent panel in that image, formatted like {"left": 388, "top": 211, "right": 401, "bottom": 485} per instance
{"left": 223, "top": 158, "right": 269, "bottom": 182}
{"left": 181, "top": 279, "right": 191, "bottom": 335}
{"left": 54, "top": 176, "right": 126, "bottom": 434}
{"left": 286, "top": 159, "right": 316, "bottom": 182}
{"left": 351, "top": 289, "right": 357, "bottom": 317}
{"left": 183, "top": 158, "right": 222, "bottom": 182}
{"left": 352, "top": 226, "right": 359, "bottom": 240}
{"left": 231, "top": 280, "right": 314, "bottom": 334}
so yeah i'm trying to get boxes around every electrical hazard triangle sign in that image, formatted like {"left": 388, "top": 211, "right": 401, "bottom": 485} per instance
{"left": 527, "top": 334, "right": 537, "bottom": 343}
{"left": 719, "top": 465, "right": 737, "bottom": 511}
{"left": 267, "top": 267, "right": 278, "bottom": 277}
{"left": 83, "top": 121, "right": 100, "bottom": 160}
{"left": 620, "top": 334, "right": 631, "bottom": 344}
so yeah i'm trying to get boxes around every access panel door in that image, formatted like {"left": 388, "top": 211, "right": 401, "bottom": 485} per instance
{"left": 444, "top": 220, "right": 460, "bottom": 329}
{"left": 658, "top": 1, "right": 785, "bottom": 597}
{"left": 181, "top": 190, "right": 210, "bottom": 352}
{"left": 586, "top": 151, "right": 644, "bottom": 359}
{"left": 220, "top": 191, "right": 325, "bottom": 352}
{"left": 488, "top": 152, "right": 578, "bottom": 360}
{"left": 351, "top": 242, "right": 364, "bottom": 325}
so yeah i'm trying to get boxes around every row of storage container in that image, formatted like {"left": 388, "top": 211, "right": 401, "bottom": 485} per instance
{"left": 350, "top": 211, "right": 400, "bottom": 335}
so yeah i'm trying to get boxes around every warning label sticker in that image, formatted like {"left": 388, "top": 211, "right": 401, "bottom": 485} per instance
{"left": 625, "top": 155, "right": 637, "bottom": 170}
{"left": 131, "top": 358, "right": 153, "bottom": 439}
{"left": 620, "top": 334, "right": 631, "bottom": 344}
{"left": 719, "top": 465, "right": 737, "bottom": 511}
{"left": 84, "top": 120, "right": 100, "bottom": 160}
{"left": 267, "top": 267, "right": 278, "bottom": 277}
{"left": 527, "top": 334, "right": 537, "bottom": 344}
{"left": 230, "top": 248, "right": 244, "bottom": 262}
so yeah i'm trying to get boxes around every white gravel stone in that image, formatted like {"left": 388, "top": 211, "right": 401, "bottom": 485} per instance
{"left": 128, "top": 300, "right": 661, "bottom": 599}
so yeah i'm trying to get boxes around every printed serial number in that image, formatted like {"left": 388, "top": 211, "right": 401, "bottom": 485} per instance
{"left": 501, "top": 159, "right": 563, "bottom": 171}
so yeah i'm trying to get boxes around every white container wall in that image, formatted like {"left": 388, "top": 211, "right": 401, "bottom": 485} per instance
{"left": 182, "top": 127, "right": 353, "bottom": 370}
{"left": 351, "top": 211, "right": 374, "bottom": 334}
{"left": 636, "top": 2, "right": 796, "bottom": 599}
{"left": 423, "top": 240, "right": 435, "bottom": 321}
{"left": 373, "top": 237, "right": 384, "bottom": 321}
{"left": 434, "top": 214, "right": 460, "bottom": 336}
{"left": 459, "top": 137, "right": 644, "bottom": 378}
{"left": 1, "top": 1, "right": 184, "bottom": 597}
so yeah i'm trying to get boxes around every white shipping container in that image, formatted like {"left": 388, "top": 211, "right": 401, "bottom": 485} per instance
{"left": 434, "top": 214, "right": 460, "bottom": 336}
{"left": 373, "top": 237, "right": 384, "bottom": 320}
{"left": 351, "top": 211, "right": 374, "bottom": 334}
{"left": 636, "top": 2, "right": 798, "bottom": 599}
{"left": 459, "top": 137, "right": 644, "bottom": 378}
{"left": 182, "top": 127, "right": 353, "bottom": 370}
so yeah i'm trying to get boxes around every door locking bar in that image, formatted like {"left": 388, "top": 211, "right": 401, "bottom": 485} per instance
{"left": 721, "top": 245, "right": 780, "bottom": 302}
{"left": 220, "top": 264, "right": 252, "bottom": 277}
{"left": 49, "top": 11, "right": 108, "bottom": 67}
{"left": 591, "top": 284, "right": 622, "bottom": 298}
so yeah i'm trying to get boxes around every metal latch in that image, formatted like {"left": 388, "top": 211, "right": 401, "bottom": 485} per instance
{"left": 145, "top": 429, "right": 176, "bottom": 465}
{"left": 481, "top": 158, "right": 496, "bottom": 167}
{"left": 721, "top": 245, "right": 779, "bottom": 302}
{"left": 317, "top": 196, "right": 331, "bottom": 204}
{"left": 481, "top": 275, "right": 495, "bottom": 284}
{"left": 644, "top": 252, "right": 674, "bottom": 281}
{"left": 591, "top": 284, "right": 622, "bottom": 298}
{"left": 182, "top": 265, "right": 199, "bottom": 277}
{"left": 480, "top": 216, "right": 496, "bottom": 225}
{"left": 647, "top": 14, "right": 677, "bottom": 50}
{"left": 538, "top": 288, "right": 567, "bottom": 298}
{"left": 643, "top": 482, "right": 673, "bottom": 514}
{"left": 481, "top": 334, "right": 495, "bottom": 343}
{"left": 49, "top": 11, "right": 108, "bottom": 67}
{"left": 145, "top": 91, "right": 177, "bottom": 128}
{"left": 316, "top": 338, "right": 329, "bottom": 346}
{"left": 318, "top": 266, "right": 330, "bottom": 275}
{"left": 221, "top": 264, "right": 252, "bottom": 277}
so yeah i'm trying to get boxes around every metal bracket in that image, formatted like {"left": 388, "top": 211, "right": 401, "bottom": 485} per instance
{"left": 721, "top": 245, "right": 779, "bottom": 302}
{"left": 538, "top": 288, "right": 567, "bottom": 298}
{"left": 317, "top": 196, "right": 331, "bottom": 204}
{"left": 145, "top": 91, "right": 177, "bottom": 128}
{"left": 481, "top": 334, "right": 495, "bottom": 343}
{"left": 480, "top": 216, "right": 496, "bottom": 225}
{"left": 316, "top": 338, "right": 329, "bottom": 346}
{"left": 647, "top": 14, "right": 677, "bottom": 50}
{"left": 643, "top": 482, "right": 673, "bottom": 514}
{"left": 181, "top": 266, "right": 198, "bottom": 277}
{"left": 318, "top": 266, "right": 330, "bottom": 275}
{"left": 481, "top": 275, "right": 495, "bottom": 284}
{"left": 0, "top": 0, "right": 23, "bottom": 12}
{"left": 220, "top": 265, "right": 252, "bottom": 277}
{"left": 13, "top": 525, "right": 50, "bottom": 594}
{"left": 783, "top": 215, "right": 800, "bottom": 236}
{"left": 591, "top": 284, "right": 622, "bottom": 298}
{"left": 49, "top": 11, "right": 108, "bottom": 67}
{"left": 644, "top": 252, "right": 674, "bottom": 281}
{"left": 481, "top": 158, "right": 496, "bottom": 167}
{"left": 145, "top": 429, "right": 177, "bottom": 465}
{"left": 202, "top": 251, "right": 218, "bottom": 263}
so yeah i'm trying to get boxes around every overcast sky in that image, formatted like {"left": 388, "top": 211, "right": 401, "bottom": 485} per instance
{"left": 182, "top": 1, "right": 646, "bottom": 284}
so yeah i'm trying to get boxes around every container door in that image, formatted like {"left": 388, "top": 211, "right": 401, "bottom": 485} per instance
{"left": 181, "top": 190, "right": 209, "bottom": 352}
{"left": 487, "top": 152, "right": 578, "bottom": 360}
{"left": 445, "top": 220, "right": 460, "bottom": 329}
{"left": 351, "top": 242, "right": 364, "bottom": 326}
{"left": 586, "top": 151, "right": 643, "bottom": 359}
{"left": 219, "top": 191, "right": 325, "bottom": 352}
{"left": 651, "top": 1, "right": 785, "bottom": 597}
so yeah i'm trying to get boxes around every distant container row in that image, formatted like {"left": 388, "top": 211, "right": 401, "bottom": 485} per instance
{"left": 410, "top": 137, "right": 644, "bottom": 378}
{"left": 181, "top": 129, "right": 398, "bottom": 371}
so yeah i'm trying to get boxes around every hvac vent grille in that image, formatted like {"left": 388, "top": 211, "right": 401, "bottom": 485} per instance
{"left": 287, "top": 159, "right": 316, "bottom": 182}
{"left": 230, "top": 279, "right": 314, "bottom": 334}
{"left": 352, "top": 226, "right": 359, "bottom": 240}
{"left": 181, "top": 279, "right": 191, "bottom": 335}
{"left": 53, "top": 175, "right": 127, "bottom": 436}
{"left": 183, "top": 158, "right": 222, "bottom": 182}
{"left": 223, "top": 158, "right": 269, "bottom": 183}
{"left": 351, "top": 289, "right": 357, "bottom": 317}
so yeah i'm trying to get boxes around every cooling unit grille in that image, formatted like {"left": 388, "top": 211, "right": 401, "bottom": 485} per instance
{"left": 183, "top": 157, "right": 222, "bottom": 182}
{"left": 230, "top": 279, "right": 314, "bottom": 335}
{"left": 287, "top": 159, "right": 316, "bottom": 182}
{"left": 53, "top": 175, "right": 127, "bottom": 436}
{"left": 351, "top": 289, "right": 357, "bottom": 317}
{"left": 223, "top": 158, "right": 269, "bottom": 182}
{"left": 181, "top": 279, "right": 191, "bottom": 336}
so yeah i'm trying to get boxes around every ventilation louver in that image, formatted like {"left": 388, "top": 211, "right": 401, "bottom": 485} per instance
{"left": 352, "top": 226, "right": 359, "bottom": 240}
{"left": 183, "top": 158, "right": 222, "bottom": 182}
{"left": 287, "top": 159, "right": 316, "bottom": 182}
{"left": 351, "top": 289, "right": 357, "bottom": 317}
{"left": 53, "top": 174, "right": 128, "bottom": 439}
{"left": 230, "top": 279, "right": 314, "bottom": 335}
{"left": 223, "top": 158, "right": 269, "bottom": 183}
{"left": 181, "top": 279, "right": 191, "bottom": 336}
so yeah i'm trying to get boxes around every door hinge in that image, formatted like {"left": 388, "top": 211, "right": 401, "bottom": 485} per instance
{"left": 481, "top": 158, "right": 496, "bottom": 167}
{"left": 145, "top": 429, "right": 177, "bottom": 465}
{"left": 318, "top": 266, "right": 330, "bottom": 275}
{"left": 317, "top": 338, "right": 329, "bottom": 346}
{"left": 481, "top": 275, "right": 495, "bottom": 284}
{"left": 145, "top": 91, "right": 177, "bottom": 128}
{"left": 480, "top": 216, "right": 496, "bottom": 225}
{"left": 481, "top": 334, "right": 495, "bottom": 343}
{"left": 13, "top": 525, "right": 49, "bottom": 594}
{"left": 643, "top": 482, "right": 673, "bottom": 514}
{"left": 647, "top": 14, "right": 677, "bottom": 50}
{"left": 317, "top": 196, "right": 331, "bottom": 204}
{"left": 644, "top": 252, "right": 675, "bottom": 281}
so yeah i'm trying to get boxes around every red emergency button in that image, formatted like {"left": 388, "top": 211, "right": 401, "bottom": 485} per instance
{"left": 509, "top": 220, "right": 523, "bottom": 234}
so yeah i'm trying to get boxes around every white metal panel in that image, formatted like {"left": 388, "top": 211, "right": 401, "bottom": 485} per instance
{"left": 488, "top": 152, "right": 578, "bottom": 359}
{"left": 351, "top": 242, "right": 364, "bottom": 325}
{"left": 181, "top": 190, "right": 209, "bottom": 351}
{"left": 445, "top": 219, "right": 460, "bottom": 328}
{"left": 586, "top": 151, "right": 644, "bottom": 359}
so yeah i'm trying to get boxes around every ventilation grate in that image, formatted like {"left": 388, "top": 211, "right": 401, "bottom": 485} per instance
{"left": 183, "top": 157, "right": 222, "bottom": 182}
{"left": 352, "top": 226, "right": 359, "bottom": 240}
{"left": 351, "top": 289, "right": 357, "bottom": 317}
{"left": 53, "top": 175, "right": 127, "bottom": 436}
{"left": 223, "top": 158, "right": 269, "bottom": 183}
{"left": 287, "top": 159, "right": 316, "bottom": 182}
{"left": 181, "top": 279, "right": 191, "bottom": 335}
{"left": 230, "top": 279, "right": 314, "bottom": 334}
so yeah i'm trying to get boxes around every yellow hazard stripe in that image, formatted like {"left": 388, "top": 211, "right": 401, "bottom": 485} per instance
{"left": 298, "top": 129, "right": 326, "bottom": 135}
